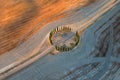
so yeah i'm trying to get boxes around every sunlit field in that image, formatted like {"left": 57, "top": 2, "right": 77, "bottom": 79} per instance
{"left": 0, "top": 0, "right": 95, "bottom": 54}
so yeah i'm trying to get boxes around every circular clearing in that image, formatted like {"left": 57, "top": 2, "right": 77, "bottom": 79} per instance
{"left": 49, "top": 26, "right": 80, "bottom": 52}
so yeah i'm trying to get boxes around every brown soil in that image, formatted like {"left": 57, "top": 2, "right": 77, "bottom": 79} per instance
{"left": 0, "top": 0, "right": 96, "bottom": 54}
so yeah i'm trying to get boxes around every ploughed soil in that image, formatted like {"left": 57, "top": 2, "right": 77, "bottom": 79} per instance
{"left": 0, "top": 0, "right": 96, "bottom": 54}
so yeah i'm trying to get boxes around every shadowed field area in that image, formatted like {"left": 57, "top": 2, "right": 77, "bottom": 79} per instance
{"left": 0, "top": 0, "right": 96, "bottom": 54}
